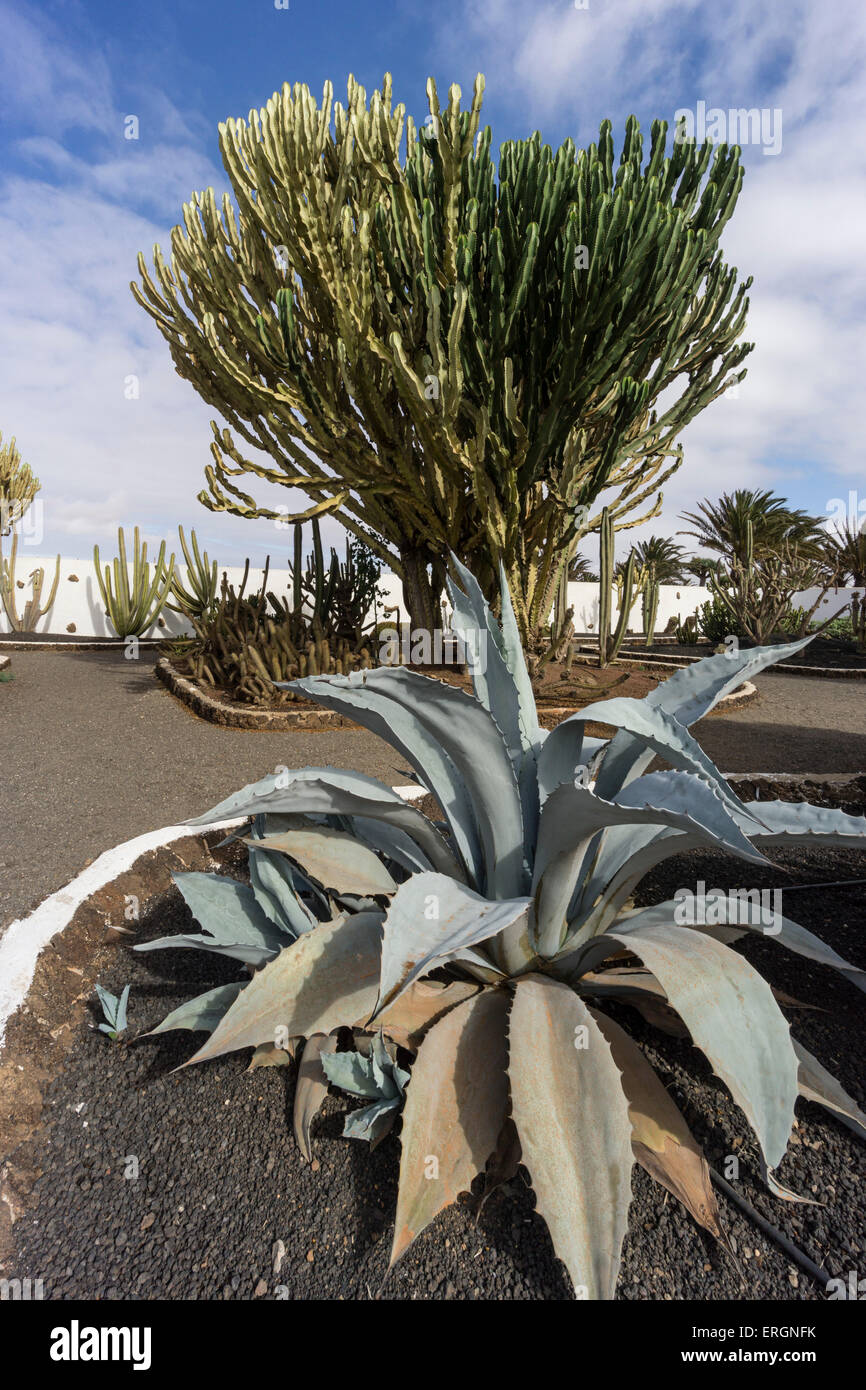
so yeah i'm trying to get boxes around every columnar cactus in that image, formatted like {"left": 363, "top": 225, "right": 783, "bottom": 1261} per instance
{"left": 132, "top": 73, "right": 752, "bottom": 642}
{"left": 0, "top": 532, "right": 60, "bottom": 632}
{"left": 167, "top": 526, "right": 218, "bottom": 620}
{"left": 598, "top": 508, "right": 639, "bottom": 667}
{"left": 94, "top": 527, "right": 175, "bottom": 639}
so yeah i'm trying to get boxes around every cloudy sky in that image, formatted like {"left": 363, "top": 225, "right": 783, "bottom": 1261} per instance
{"left": 1, "top": 0, "right": 864, "bottom": 565}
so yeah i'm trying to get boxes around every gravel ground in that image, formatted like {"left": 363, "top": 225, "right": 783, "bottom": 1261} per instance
{"left": 6, "top": 842, "right": 864, "bottom": 1302}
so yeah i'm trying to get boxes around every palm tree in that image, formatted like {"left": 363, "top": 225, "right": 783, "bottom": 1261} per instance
{"left": 826, "top": 519, "right": 866, "bottom": 587}
{"left": 682, "top": 556, "right": 720, "bottom": 585}
{"left": 631, "top": 535, "right": 689, "bottom": 583}
{"left": 680, "top": 489, "right": 825, "bottom": 564}
{"left": 568, "top": 553, "right": 599, "bottom": 582}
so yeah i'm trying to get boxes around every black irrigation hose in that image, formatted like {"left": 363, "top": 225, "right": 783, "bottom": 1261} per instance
{"left": 709, "top": 1167, "right": 831, "bottom": 1292}
{"left": 780, "top": 878, "right": 866, "bottom": 893}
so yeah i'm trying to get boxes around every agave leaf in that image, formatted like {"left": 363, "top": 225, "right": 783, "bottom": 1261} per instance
{"left": 187, "top": 766, "right": 464, "bottom": 881}
{"left": 739, "top": 799, "right": 866, "bottom": 848}
{"left": 446, "top": 555, "right": 541, "bottom": 847}
{"left": 247, "top": 828, "right": 318, "bottom": 936}
{"left": 447, "top": 553, "right": 541, "bottom": 758}
{"left": 792, "top": 1039, "right": 866, "bottom": 1141}
{"left": 537, "top": 730, "right": 608, "bottom": 802}
{"left": 590, "top": 1010, "right": 724, "bottom": 1242}
{"left": 143, "top": 871, "right": 288, "bottom": 958}
{"left": 293, "top": 1034, "right": 338, "bottom": 1162}
{"left": 508, "top": 975, "right": 634, "bottom": 1300}
{"left": 322, "top": 1049, "right": 391, "bottom": 1099}
{"left": 147, "top": 982, "right": 245, "bottom": 1036}
{"left": 350, "top": 814, "right": 436, "bottom": 875}
{"left": 181, "top": 911, "right": 384, "bottom": 1069}
{"left": 133, "top": 871, "right": 286, "bottom": 961}
{"left": 594, "top": 636, "right": 814, "bottom": 798}
{"left": 572, "top": 697, "right": 762, "bottom": 826}
{"left": 287, "top": 669, "right": 526, "bottom": 898}
{"left": 133, "top": 935, "right": 277, "bottom": 966}
{"left": 371, "top": 978, "right": 480, "bottom": 1050}
{"left": 373, "top": 873, "right": 532, "bottom": 1017}
{"left": 622, "top": 896, "right": 865, "bottom": 992}
{"left": 391, "top": 990, "right": 509, "bottom": 1264}
{"left": 245, "top": 826, "right": 398, "bottom": 898}
{"left": 606, "top": 920, "right": 798, "bottom": 1171}
{"left": 650, "top": 635, "right": 814, "bottom": 727}
{"left": 343, "top": 1097, "right": 400, "bottom": 1145}
{"left": 533, "top": 776, "right": 766, "bottom": 956}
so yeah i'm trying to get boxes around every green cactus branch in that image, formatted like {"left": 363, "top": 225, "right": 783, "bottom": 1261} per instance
{"left": 133, "top": 73, "right": 752, "bottom": 642}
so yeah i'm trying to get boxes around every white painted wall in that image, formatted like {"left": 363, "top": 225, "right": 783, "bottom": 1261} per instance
{"left": 2, "top": 554, "right": 862, "bottom": 640}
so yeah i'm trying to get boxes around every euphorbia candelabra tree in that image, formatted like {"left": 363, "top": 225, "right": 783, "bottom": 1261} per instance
{"left": 132, "top": 73, "right": 753, "bottom": 641}
{"left": 138, "top": 559, "right": 866, "bottom": 1298}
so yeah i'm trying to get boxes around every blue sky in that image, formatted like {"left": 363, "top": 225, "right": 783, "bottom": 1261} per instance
{"left": 1, "top": 0, "right": 864, "bottom": 564}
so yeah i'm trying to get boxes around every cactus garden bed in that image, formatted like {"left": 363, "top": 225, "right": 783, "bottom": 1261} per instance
{"left": 157, "top": 655, "right": 756, "bottom": 732}
{"left": 1, "top": 809, "right": 863, "bottom": 1302}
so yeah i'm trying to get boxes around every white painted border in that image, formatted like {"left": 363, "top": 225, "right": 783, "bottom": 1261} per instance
{"left": 0, "top": 785, "right": 426, "bottom": 1050}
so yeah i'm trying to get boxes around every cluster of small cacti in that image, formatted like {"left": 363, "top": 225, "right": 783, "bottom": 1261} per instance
{"left": 169, "top": 522, "right": 378, "bottom": 704}
{"left": 0, "top": 531, "right": 60, "bottom": 632}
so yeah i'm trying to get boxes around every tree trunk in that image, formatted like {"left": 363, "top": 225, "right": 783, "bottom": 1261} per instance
{"left": 399, "top": 548, "right": 441, "bottom": 634}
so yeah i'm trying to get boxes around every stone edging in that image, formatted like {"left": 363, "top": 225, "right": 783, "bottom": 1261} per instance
{"left": 155, "top": 658, "right": 358, "bottom": 730}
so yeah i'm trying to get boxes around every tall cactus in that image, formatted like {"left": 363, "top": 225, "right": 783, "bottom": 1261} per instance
{"left": 132, "top": 73, "right": 752, "bottom": 644}
{"left": 597, "top": 508, "right": 638, "bottom": 667}
{"left": 167, "top": 526, "right": 218, "bottom": 620}
{"left": 0, "top": 532, "right": 60, "bottom": 632}
{"left": 0, "top": 433, "right": 40, "bottom": 535}
{"left": 94, "top": 527, "right": 175, "bottom": 639}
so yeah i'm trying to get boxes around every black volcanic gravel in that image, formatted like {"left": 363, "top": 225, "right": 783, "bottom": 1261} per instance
{"left": 7, "top": 845, "right": 866, "bottom": 1301}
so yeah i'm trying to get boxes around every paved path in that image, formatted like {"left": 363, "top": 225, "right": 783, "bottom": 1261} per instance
{"left": 1, "top": 653, "right": 863, "bottom": 933}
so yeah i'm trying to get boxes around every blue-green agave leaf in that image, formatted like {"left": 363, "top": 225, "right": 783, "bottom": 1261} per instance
{"left": 622, "top": 894, "right": 865, "bottom": 992}
{"left": 181, "top": 911, "right": 384, "bottom": 1068}
{"left": 187, "top": 766, "right": 463, "bottom": 881}
{"left": 446, "top": 555, "right": 541, "bottom": 848}
{"left": 737, "top": 798, "right": 866, "bottom": 847}
{"left": 147, "top": 982, "right": 245, "bottom": 1036}
{"left": 287, "top": 669, "right": 526, "bottom": 898}
{"left": 588, "top": 636, "right": 814, "bottom": 800}
{"left": 374, "top": 872, "right": 532, "bottom": 1016}
{"left": 133, "top": 872, "right": 286, "bottom": 964}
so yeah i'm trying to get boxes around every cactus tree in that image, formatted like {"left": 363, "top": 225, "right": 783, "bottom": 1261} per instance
{"left": 133, "top": 73, "right": 752, "bottom": 639}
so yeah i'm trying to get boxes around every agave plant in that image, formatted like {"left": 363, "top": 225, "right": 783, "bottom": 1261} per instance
{"left": 139, "top": 558, "right": 866, "bottom": 1298}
